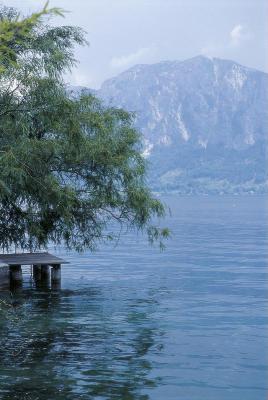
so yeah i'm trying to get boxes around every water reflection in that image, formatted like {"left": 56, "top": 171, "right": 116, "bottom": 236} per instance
{"left": 0, "top": 284, "right": 162, "bottom": 399}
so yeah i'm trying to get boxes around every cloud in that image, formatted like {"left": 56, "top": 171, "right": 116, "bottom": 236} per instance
{"left": 230, "top": 24, "right": 249, "bottom": 46}
{"left": 201, "top": 24, "right": 251, "bottom": 56}
{"left": 65, "top": 70, "right": 94, "bottom": 88}
{"left": 110, "top": 47, "right": 151, "bottom": 69}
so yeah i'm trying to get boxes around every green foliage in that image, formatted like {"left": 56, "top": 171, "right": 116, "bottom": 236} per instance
{"left": 0, "top": 2, "right": 66, "bottom": 73}
{"left": 0, "top": 5, "right": 168, "bottom": 252}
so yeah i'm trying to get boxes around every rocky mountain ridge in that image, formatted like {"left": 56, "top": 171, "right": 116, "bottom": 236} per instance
{"left": 86, "top": 55, "right": 268, "bottom": 193}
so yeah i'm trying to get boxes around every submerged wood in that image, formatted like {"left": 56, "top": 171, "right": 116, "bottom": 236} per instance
{"left": 51, "top": 264, "right": 61, "bottom": 283}
{"left": 9, "top": 265, "right": 23, "bottom": 284}
{"left": 41, "top": 264, "right": 50, "bottom": 281}
{"left": 0, "top": 266, "right": 9, "bottom": 286}
{"left": 33, "top": 264, "right": 41, "bottom": 281}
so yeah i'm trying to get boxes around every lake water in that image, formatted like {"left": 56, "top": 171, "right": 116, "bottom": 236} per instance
{"left": 0, "top": 195, "right": 267, "bottom": 400}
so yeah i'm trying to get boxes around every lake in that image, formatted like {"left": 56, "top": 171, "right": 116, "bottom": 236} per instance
{"left": 0, "top": 195, "right": 267, "bottom": 400}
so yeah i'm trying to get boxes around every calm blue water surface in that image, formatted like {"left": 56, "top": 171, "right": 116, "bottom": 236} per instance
{"left": 0, "top": 195, "right": 267, "bottom": 400}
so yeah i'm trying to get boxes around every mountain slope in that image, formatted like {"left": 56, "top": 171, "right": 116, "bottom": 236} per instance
{"left": 97, "top": 56, "right": 268, "bottom": 193}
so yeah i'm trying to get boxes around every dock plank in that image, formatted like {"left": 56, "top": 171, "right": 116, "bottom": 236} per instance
{"left": 0, "top": 252, "right": 68, "bottom": 266}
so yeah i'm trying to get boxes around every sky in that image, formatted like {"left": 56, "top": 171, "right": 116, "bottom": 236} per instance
{"left": 2, "top": 0, "right": 268, "bottom": 88}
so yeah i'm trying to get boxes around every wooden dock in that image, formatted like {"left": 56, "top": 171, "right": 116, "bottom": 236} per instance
{"left": 0, "top": 252, "right": 69, "bottom": 287}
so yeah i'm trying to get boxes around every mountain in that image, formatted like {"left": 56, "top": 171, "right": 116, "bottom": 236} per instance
{"left": 97, "top": 55, "right": 268, "bottom": 193}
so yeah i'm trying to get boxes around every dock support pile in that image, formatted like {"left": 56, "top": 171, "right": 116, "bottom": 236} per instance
{"left": 9, "top": 263, "right": 62, "bottom": 287}
{"left": 0, "top": 252, "right": 67, "bottom": 289}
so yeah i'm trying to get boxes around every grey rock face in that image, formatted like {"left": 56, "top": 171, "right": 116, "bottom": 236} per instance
{"left": 97, "top": 56, "right": 268, "bottom": 193}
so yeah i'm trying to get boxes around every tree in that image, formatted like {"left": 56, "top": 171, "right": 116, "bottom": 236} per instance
{"left": 0, "top": 4, "right": 169, "bottom": 252}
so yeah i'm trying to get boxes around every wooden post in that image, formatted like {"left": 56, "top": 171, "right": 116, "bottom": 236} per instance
{"left": 33, "top": 264, "right": 41, "bottom": 281}
{"left": 0, "top": 266, "right": 9, "bottom": 287}
{"left": 41, "top": 264, "right": 50, "bottom": 282}
{"left": 51, "top": 264, "right": 61, "bottom": 284}
{"left": 9, "top": 265, "right": 23, "bottom": 285}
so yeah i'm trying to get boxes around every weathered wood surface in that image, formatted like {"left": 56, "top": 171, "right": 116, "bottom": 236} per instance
{"left": 0, "top": 252, "right": 68, "bottom": 266}
{"left": 41, "top": 264, "right": 50, "bottom": 281}
{"left": 9, "top": 265, "right": 23, "bottom": 283}
{"left": 51, "top": 264, "right": 61, "bottom": 283}
{"left": 0, "top": 266, "right": 9, "bottom": 285}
